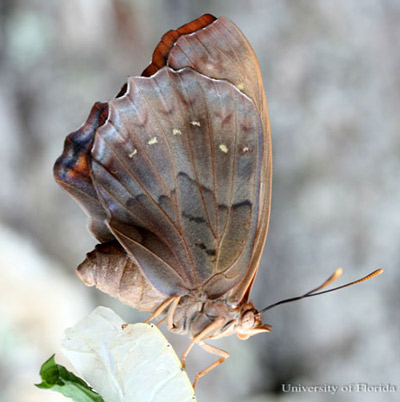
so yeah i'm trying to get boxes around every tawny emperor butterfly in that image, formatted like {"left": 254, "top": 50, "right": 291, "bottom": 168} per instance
{"left": 54, "top": 14, "right": 382, "bottom": 386}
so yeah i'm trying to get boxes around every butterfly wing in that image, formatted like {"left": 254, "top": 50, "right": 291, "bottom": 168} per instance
{"left": 53, "top": 102, "right": 115, "bottom": 243}
{"left": 91, "top": 67, "right": 264, "bottom": 299}
{"left": 142, "top": 14, "right": 217, "bottom": 77}
{"left": 54, "top": 15, "right": 272, "bottom": 308}
{"left": 145, "top": 15, "right": 272, "bottom": 304}
{"left": 160, "top": 16, "right": 272, "bottom": 304}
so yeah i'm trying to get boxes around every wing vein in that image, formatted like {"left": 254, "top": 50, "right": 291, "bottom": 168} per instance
{"left": 216, "top": 85, "right": 240, "bottom": 268}
{"left": 211, "top": 24, "right": 251, "bottom": 89}
{"left": 93, "top": 131, "right": 189, "bottom": 274}
{"left": 103, "top": 120, "right": 182, "bottom": 232}
{"left": 111, "top": 225, "right": 188, "bottom": 284}
{"left": 94, "top": 176, "right": 190, "bottom": 282}
{"left": 191, "top": 73, "right": 218, "bottom": 239}
{"left": 129, "top": 74, "right": 198, "bottom": 281}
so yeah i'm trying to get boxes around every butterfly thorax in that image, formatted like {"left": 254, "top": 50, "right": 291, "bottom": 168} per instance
{"left": 169, "top": 295, "right": 272, "bottom": 341}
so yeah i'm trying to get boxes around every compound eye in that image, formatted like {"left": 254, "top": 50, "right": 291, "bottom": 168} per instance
{"left": 241, "top": 310, "right": 255, "bottom": 329}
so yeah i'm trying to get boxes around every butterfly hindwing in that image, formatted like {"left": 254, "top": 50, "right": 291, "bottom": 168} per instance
{"left": 54, "top": 102, "right": 115, "bottom": 243}
{"left": 90, "top": 67, "right": 264, "bottom": 298}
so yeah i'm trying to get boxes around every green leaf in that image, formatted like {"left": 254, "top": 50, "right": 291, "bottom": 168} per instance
{"left": 35, "top": 354, "right": 104, "bottom": 402}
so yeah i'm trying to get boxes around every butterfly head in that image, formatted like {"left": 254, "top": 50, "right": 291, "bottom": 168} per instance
{"left": 235, "top": 302, "right": 272, "bottom": 340}
{"left": 234, "top": 268, "right": 384, "bottom": 341}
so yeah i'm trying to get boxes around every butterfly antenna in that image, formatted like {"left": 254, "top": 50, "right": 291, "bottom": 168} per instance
{"left": 260, "top": 268, "right": 383, "bottom": 313}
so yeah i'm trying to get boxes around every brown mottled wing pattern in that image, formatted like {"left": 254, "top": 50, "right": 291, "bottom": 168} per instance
{"left": 91, "top": 67, "right": 264, "bottom": 298}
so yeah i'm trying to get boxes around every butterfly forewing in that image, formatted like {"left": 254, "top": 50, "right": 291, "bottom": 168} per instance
{"left": 90, "top": 66, "right": 264, "bottom": 299}
{"left": 168, "top": 18, "right": 265, "bottom": 111}
{"left": 163, "top": 17, "right": 272, "bottom": 302}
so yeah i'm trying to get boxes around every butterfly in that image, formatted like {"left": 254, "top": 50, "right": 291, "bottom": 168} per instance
{"left": 54, "top": 14, "right": 382, "bottom": 387}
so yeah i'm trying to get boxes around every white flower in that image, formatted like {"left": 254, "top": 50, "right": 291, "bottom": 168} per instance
{"left": 61, "top": 306, "right": 196, "bottom": 402}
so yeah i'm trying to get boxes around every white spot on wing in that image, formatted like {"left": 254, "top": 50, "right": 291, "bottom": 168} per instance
{"left": 219, "top": 144, "right": 228, "bottom": 153}
{"left": 190, "top": 120, "right": 201, "bottom": 127}
{"left": 128, "top": 149, "right": 137, "bottom": 158}
{"left": 148, "top": 137, "right": 158, "bottom": 145}
{"left": 172, "top": 128, "right": 182, "bottom": 135}
{"left": 237, "top": 82, "right": 245, "bottom": 91}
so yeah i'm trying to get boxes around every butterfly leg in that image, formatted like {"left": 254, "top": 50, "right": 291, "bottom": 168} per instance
{"left": 144, "top": 295, "right": 180, "bottom": 324}
{"left": 155, "top": 316, "right": 166, "bottom": 327}
{"left": 165, "top": 295, "right": 181, "bottom": 330}
{"left": 192, "top": 342, "right": 230, "bottom": 389}
{"left": 181, "top": 317, "right": 225, "bottom": 369}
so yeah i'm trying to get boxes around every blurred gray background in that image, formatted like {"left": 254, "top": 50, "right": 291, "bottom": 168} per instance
{"left": 0, "top": 0, "right": 399, "bottom": 401}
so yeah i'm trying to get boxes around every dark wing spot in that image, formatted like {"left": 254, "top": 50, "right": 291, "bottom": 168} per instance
{"left": 126, "top": 197, "right": 136, "bottom": 209}
{"left": 233, "top": 200, "right": 252, "bottom": 208}
{"left": 221, "top": 113, "right": 232, "bottom": 126}
{"left": 195, "top": 242, "right": 216, "bottom": 256}
{"left": 182, "top": 211, "right": 206, "bottom": 224}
